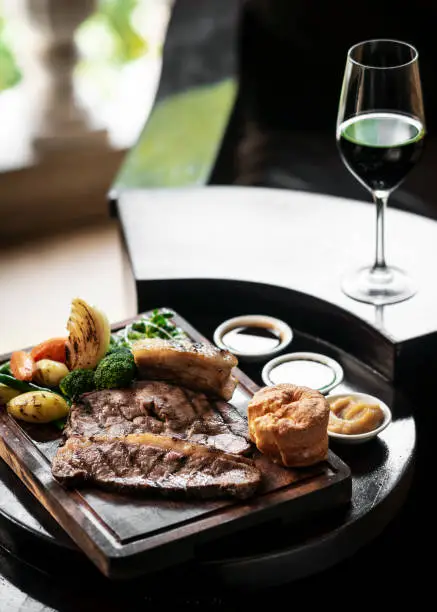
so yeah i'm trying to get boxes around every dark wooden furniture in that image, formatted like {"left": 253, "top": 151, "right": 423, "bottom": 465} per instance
{"left": 231, "top": 1, "right": 437, "bottom": 220}
{"left": 0, "top": 281, "right": 417, "bottom": 592}
{"left": 114, "top": 185, "right": 432, "bottom": 589}
{"left": 0, "top": 311, "right": 351, "bottom": 580}
{"left": 111, "top": 0, "right": 437, "bottom": 221}
{"left": 117, "top": 186, "right": 437, "bottom": 389}
{"left": 2, "top": 186, "right": 428, "bottom": 592}
{"left": 0, "top": 187, "right": 431, "bottom": 604}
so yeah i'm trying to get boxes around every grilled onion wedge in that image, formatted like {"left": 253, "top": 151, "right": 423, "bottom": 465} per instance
{"left": 65, "top": 298, "right": 110, "bottom": 370}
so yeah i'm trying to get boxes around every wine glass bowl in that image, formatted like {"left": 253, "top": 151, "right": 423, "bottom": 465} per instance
{"left": 336, "top": 39, "right": 425, "bottom": 305}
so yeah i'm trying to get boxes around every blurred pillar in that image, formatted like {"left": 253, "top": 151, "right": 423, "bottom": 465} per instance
{"left": 26, "top": 0, "right": 108, "bottom": 158}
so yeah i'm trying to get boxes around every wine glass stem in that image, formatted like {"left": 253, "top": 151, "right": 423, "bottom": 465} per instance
{"left": 372, "top": 192, "right": 388, "bottom": 272}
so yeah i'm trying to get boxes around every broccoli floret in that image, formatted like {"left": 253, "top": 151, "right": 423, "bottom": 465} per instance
{"left": 94, "top": 351, "right": 137, "bottom": 390}
{"left": 60, "top": 369, "right": 95, "bottom": 400}
{"left": 106, "top": 343, "right": 132, "bottom": 356}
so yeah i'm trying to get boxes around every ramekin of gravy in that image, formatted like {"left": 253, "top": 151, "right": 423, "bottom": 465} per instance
{"left": 214, "top": 315, "right": 293, "bottom": 362}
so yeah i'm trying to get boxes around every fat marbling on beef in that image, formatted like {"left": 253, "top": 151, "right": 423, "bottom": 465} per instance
{"left": 64, "top": 381, "right": 251, "bottom": 455}
{"left": 132, "top": 338, "right": 238, "bottom": 400}
{"left": 52, "top": 433, "right": 261, "bottom": 500}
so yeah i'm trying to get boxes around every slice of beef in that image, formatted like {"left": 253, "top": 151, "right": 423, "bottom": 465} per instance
{"left": 132, "top": 338, "right": 238, "bottom": 400}
{"left": 65, "top": 381, "right": 251, "bottom": 455}
{"left": 52, "top": 433, "right": 261, "bottom": 500}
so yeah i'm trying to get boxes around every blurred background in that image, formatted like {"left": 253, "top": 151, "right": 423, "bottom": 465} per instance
{"left": 0, "top": 0, "right": 172, "bottom": 235}
{"left": 0, "top": 0, "right": 173, "bottom": 351}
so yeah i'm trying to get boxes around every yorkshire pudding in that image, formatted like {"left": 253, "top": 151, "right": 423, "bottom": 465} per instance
{"left": 248, "top": 384, "right": 329, "bottom": 467}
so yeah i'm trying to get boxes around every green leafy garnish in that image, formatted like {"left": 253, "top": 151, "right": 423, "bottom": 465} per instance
{"left": 110, "top": 309, "right": 185, "bottom": 349}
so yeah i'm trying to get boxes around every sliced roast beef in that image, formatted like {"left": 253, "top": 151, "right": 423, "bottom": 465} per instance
{"left": 52, "top": 433, "right": 261, "bottom": 500}
{"left": 65, "top": 381, "right": 251, "bottom": 455}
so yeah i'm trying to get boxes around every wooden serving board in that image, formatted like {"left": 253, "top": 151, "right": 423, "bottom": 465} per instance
{"left": 0, "top": 310, "right": 351, "bottom": 579}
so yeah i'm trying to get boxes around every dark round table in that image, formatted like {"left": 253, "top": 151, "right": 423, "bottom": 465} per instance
{"left": 1, "top": 186, "right": 435, "bottom": 609}
{"left": 0, "top": 286, "right": 417, "bottom": 608}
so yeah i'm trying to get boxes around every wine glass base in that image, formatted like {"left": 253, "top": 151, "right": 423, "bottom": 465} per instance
{"left": 341, "top": 266, "right": 417, "bottom": 305}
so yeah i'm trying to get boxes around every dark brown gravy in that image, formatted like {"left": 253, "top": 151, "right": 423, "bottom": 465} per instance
{"left": 222, "top": 326, "right": 281, "bottom": 355}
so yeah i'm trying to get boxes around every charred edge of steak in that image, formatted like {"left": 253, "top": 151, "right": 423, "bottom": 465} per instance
{"left": 52, "top": 434, "right": 261, "bottom": 500}
{"left": 214, "top": 401, "right": 250, "bottom": 438}
{"left": 64, "top": 382, "right": 252, "bottom": 455}
{"left": 54, "top": 473, "right": 260, "bottom": 501}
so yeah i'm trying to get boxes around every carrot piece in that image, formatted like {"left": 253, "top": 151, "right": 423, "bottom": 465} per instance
{"left": 10, "top": 351, "right": 35, "bottom": 381}
{"left": 30, "top": 337, "right": 67, "bottom": 363}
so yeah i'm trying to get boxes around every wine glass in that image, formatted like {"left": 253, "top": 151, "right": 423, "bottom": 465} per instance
{"left": 336, "top": 39, "right": 425, "bottom": 305}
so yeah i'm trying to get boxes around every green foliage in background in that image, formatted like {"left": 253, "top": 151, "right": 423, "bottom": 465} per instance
{"left": 80, "top": 0, "right": 148, "bottom": 64}
{"left": 115, "top": 79, "right": 237, "bottom": 189}
{"left": 1, "top": 0, "right": 146, "bottom": 93}
{"left": 0, "top": 13, "right": 22, "bottom": 92}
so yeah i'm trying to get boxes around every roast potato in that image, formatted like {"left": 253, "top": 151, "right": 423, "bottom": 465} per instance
{"left": 33, "top": 359, "right": 69, "bottom": 387}
{"left": 7, "top": 391, "right": 69, "bottom": 423}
